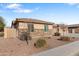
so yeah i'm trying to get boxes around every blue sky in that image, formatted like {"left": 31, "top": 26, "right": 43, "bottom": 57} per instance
{"left": 0, "top": 3, "right": 79, "bottom": 27}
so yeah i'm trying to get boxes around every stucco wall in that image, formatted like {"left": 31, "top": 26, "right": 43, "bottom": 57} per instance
{"left": 16, "top": 23, "right": 56, "bottom": 37}
{"left": 59, "top": 27, "right": 68, "bottom": 35}
{"left": 18, "top": 23, "right": 53, "bottom": 30}
{"left": 48, "top": 25, "right": 53, "bottom": 29}
{"left": 34, "top": 24, "right": 44, "bottom": 29}
{"left": 4, "top": 28, "right": 17, "bottom": 38}
{"left": 18, "top": 22, "right": 28, "bottom": 29}
{"left": 75, "top": 28, "right": 79, "bottom": 33}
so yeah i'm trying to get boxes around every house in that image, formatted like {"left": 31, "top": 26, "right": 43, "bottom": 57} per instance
{"left": 68, "top": 24, "right": 79, "bottom": 33}
{"left": 54, "top": 24, "right": 68, "bottom": 35}
{"left": 4, "top": 18, "right": 69, "bottom": 39}
{"left": 11, "top": 18, "right": 55, "bottom": 37}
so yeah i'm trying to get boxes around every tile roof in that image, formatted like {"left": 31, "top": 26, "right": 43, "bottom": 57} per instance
{"left": 68, "top": 24, "right": 79, "bottom": 28}
{"left": 13, "top": 18, "right": 54, "bottom": 25}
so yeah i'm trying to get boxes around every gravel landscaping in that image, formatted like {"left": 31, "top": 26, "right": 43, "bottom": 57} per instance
{"left": 0, "top": 36, "right": 77, "bottom": 56}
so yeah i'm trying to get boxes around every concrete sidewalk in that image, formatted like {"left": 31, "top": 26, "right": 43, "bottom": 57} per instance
{"left": 32, "top": 41, "right": 79, "bottom": 56}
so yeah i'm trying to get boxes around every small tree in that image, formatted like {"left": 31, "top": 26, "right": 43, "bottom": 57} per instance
{"left": 0, "top": 16, "right": 5, "bottom": 32}
{"left": 19, "top": 32, "right": 32, "bottom": 45}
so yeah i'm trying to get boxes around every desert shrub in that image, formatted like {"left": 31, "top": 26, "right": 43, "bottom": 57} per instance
{"left": 72, "top": 37, "right": 75, "bottom": 39}
{"left": 58, "top": 36, "right": 70, "bottom": 41}
{"left": 54, "top": 32, "right": 61, "bottom": 36}
{"left": 34, "top": 38, "right": 46, "bottom": 48}
{"left": 19, "top": 32, "right": 31, "bottom": 44}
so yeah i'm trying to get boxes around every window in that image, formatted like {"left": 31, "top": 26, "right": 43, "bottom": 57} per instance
{"left": 44, "top": 24, "right": 48, "bottom": 32}
{"left": 28, "top": 23, "right": 34, "bottom": 32}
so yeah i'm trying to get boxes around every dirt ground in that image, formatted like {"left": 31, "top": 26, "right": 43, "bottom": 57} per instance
{"left": 0, "top": 36, "right": 76, "bottom": 56}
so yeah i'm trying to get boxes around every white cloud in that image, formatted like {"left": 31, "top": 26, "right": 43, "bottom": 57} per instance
{"left": 1, "top": 3, "right": 40, "bottom": 13}
{"left": 6, "top": 3, "right": 21, "bottom": 9}
{"left": 13, "top": 9, "right": 33, "bottom": 13}
{"left": 5, "top": 3, "right": 33, "bottom": 13}
{"left": 67, "top": 3, "right": 79, "bottom": 8}
{"left": 13, "top": 7, "right": 39, "bottom": 13}
{"left": 67, "top": 3, "right": 78, "bottom": 6}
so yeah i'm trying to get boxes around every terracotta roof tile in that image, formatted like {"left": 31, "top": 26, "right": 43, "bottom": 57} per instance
{"left": 13, "top": 18, "right": 54, "bottom": 25}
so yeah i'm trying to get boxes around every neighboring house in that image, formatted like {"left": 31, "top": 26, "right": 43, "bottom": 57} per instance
{"left": 11, "top": 18, "right": 55, "bottom": 37}
{"left": 68, "top": 24, "right": 79, "bottom": 33}
{"left": 54, "top": 24, "right": 68, "bottom": 35}
{"left": 59, "top": 24, "right": 68, "bottom": 35}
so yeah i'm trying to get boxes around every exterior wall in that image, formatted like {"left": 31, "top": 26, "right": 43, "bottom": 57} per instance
{"left": 72, "top": 29, "right": 75, "bottom": 33}
{"left": 15, "top": 23, "right": 53, "bottom": 37}
{"left": 12, "top": 21, "right": 69, "bottom": 38}
{"left": 48, "top": 25, "right": 52, "bottom": 29}
{"left": 34, "top": 24, "right": 44, "bottom": 29}
{"left": 18, "top": 22, "right": 28, "bottom": 29}
{"left": 12, "top": 22, "right": 57, "bottom": 38}
{"left": 4, "top": 28, "right": 18, "bottom": 38}
{"left": 65, "top": 28, "right": 69, "bottom": 34}
{"left": 75, "top": 28, "right": 79, "bottom": 33}
{"left": 68, "top": 28, "right": 79, "bottom": 33}
{"left": 68, "top": 28, "right": 72, "bottom": 33}
{"left": 58, "top": 27, "right": 64, "bottom": 35}
{"left": 30, "top": 24, "right": 53, "bottom": 37}
{"left": 48, "top": 25, "right": 54, "bottom": 35}
{"left": 53, "top": 28, "right": 57, "bottom": 34}
{"left": 58, "top": 27, "right": 68, "bottom": 35}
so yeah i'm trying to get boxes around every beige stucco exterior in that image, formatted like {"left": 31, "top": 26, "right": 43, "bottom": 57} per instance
{"left": 34, "top": 24, "right": 44, "bottom": 29}
{"left": 18, "top": 23, "right": 53, "bottom": 30}
{"left": 4, "top": 28, "right": 18, "bottom": 38}
{"left": 18, "top": 22, "right": 28, "bottom": 29}
{"left": 59, "top": 27, "right": 68, "bottom": 35}
{"left": 75, "top": 28, "right": 79, "bottom": 33}
{"left": 68, "top": 28, "right": 79, "bottom": 33}
{"left": 48, "top": 25, "right": 53, "bottom": 29}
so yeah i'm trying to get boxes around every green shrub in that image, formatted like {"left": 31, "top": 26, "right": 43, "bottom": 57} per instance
{"left": 54, "top": 32, "right": 61, "bottom": 36}
{"left": 34, "top": 38, "right": 46, "bottom": 48}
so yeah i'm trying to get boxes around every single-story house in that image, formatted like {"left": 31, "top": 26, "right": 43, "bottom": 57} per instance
{"left": 53, "top": 24, "right": 68, "bottom": 35}
{"left": 68, "top": 24, "right": 79, "bottom": 33}
{"left": 4, "top": 18, "right": 69, "bottom": 38}
{"left": 11, "top": 18, "right": 55, "bottom": 37}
